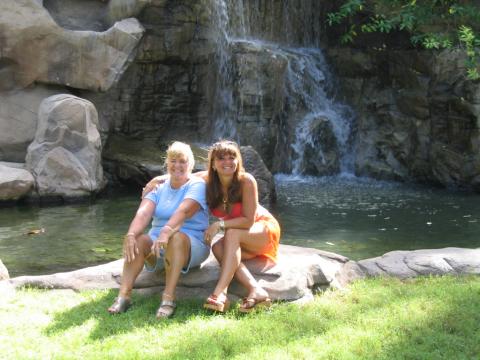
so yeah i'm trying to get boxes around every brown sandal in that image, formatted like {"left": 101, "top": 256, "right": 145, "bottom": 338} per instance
{"left": 239, "top": 297, "right": 272, "bottom": 313}
{"left": 204, "top": 293, "right": 230, "bottom": 313}
{"left": 108, "top": 297, "right": 132, "bottom": 314}
{"left": 156, "top": 293, "right": 176, "bottom": 319}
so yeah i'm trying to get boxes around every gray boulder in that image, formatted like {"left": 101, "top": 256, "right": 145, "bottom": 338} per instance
{"left": 240, "top": 145, "right": 276, "bottom": 206}
{"left": 0, "top": 163, "right": 34, "bottom": 201}
{"left": 6, "top": 245, "right": 352, "bottom": 303}
{"left": 0, "top": 87, "right": 63, "bottom": 162}
{"left": 358, "top": 247, "right": 480, "bottom": 278}
{"left": 26, "top": 94, "right": 105, "bottom": 198}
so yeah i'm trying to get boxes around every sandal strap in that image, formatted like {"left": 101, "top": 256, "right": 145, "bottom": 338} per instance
{"left": 160, "top": 299, "right": 176, "bottom": 308}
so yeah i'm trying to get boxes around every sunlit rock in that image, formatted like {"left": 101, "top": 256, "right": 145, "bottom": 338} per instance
{"left": 0, "top": 0, "right": 144, "bottom": 92}
{"left": 26, "top": 94, "right": 105, "bottom": 199}
{"left": 0, "top": 86, "right": 64, "bottom": 162}
{"left": 0, "top": 163, "right": 34, "bottom": 201}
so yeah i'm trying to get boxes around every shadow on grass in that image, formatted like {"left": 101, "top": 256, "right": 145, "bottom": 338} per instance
{"left": 44, "top": 289, "right": 209, "bottom": 340}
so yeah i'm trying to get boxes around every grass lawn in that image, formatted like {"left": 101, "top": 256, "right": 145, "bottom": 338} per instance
{"left": 1, "top": 275, "right": 479, "bottom": 359}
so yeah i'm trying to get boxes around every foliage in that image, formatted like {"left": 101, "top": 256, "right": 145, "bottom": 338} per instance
{"left": 327, "top": 0, "right": 480, "bottom": 79}
{"left": 1, "top": 275, "right": 479, "bottom": 359}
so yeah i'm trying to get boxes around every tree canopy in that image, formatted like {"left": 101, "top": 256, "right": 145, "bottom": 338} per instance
{"left": 327, "top": 0, "right": 480, "bottom": 79}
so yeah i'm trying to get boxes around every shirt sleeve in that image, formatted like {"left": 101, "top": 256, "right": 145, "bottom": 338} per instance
{"left": 144, "top": 187, "right": 159, "bottom": 205}
{"left": 184, "top": 179, "right": 207, "bottom": 210}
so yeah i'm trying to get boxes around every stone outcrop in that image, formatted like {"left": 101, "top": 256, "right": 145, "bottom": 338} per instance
{"left": 0, "top": 163, "right": 34, "bottom": 201}
{"left": 358, "top": 247, "right": 480, "bottom": 279}
{"left": 0, "top": 0, "right": 144, "bottom": 92}
{"left": 326, "top": 47, "right": 480, "bottom": 190}
{"left": 240, "top": 145, "right": 276, "bottom": 206}
{"left": 4, "top": 246, "right": 478, "bottom": 303}
{"left": 4, "top": 245, "right": 352, "bottom": 302}
{"left": 26, "top": 94, "right": 105, "bottom": 199}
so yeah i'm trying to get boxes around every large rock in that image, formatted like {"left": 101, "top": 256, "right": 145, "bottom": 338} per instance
{"left": 4, "top": 246, "right": 478, "bottom": 302}
{"left": 358, "top": 247, "right": 480, "bottom": 278}
{"left": 240, "top": 145, "right": 276, "bottom": 206}
{"left": 0, "top": 87, "right": 63, "bottom": 162}
{"left": 26, "top": 94, "right": 105, "bottom": 198}
{"left": 0, "top": 163, "right": 34, "bottom": 201}
{"left": 5, "top": 245, "right": 352, "bottom": 302}
{"left": 0, "top": 0, "right": 144, "bottom": 92}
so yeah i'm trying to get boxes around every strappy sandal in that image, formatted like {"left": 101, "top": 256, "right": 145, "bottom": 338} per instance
{"left": 239, "top": 297, "right": 272, "bottom": 313}
{"left": 108, "top": 297, "right": 132, "bottom": 314}
{"left": 203, "top": 293, "right": 230, "bottom": 312}
{"left": 156, "top": 293, "right": 176, "bottom": 319}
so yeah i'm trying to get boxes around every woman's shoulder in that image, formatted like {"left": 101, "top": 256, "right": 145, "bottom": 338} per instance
{"left": 240, "top": 172, "right": 257, "bottom": 186}
{"left": 188, "top": 176, "right": 206, "bottom": 186}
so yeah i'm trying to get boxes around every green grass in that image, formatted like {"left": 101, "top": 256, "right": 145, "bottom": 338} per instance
{"left": 1, "top": 275, "right": 479, "bottom": 359}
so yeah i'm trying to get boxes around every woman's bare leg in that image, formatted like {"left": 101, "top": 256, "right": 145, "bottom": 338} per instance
{"left": 211, "top": 224, "right": 270, "bottom": 299}
{"left": 118, "top": 234, "right": 152, "bottom": 299}
{"left": 162, "top": 232, "right": 191, "bottom": 300}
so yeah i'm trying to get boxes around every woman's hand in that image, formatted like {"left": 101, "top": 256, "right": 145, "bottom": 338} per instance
{"left": 123, "top": 233, "right": 139, "bottom": 263}
{"left": 142, "top": 176, "right": 167, "bottom": 198}
{"left": 204, "top": 221, "right": 221, "bottom": 245}
{"left": 152, "top": 233, "right": 169, "bottom": 258}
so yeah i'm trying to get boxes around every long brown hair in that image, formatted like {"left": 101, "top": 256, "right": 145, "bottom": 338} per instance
{"left": 206, "top": 140, "right": 245, "bottom": 210}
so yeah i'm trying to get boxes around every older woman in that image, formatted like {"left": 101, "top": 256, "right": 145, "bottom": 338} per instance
{"left": 143, "top": 140, "right": 281, "bottom": 313}
{"left": 108, "top": 141, "right": 209, "bottom": 318}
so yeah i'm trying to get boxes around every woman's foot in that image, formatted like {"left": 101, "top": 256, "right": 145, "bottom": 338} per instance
{"left": 204, "top": 292, "right": 230, "bottom": 313}
{"left": 156, "top": 293, "right": 176, "bottom": 319}
{"left": 108, "top": 296, "right": 132, "bottom": 314}
{"left": 239, "top": 287, "right": 271, "bottom": 313}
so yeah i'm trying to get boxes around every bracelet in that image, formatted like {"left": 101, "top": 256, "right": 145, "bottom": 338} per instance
{"left": 219, "top": 219, "right": 225, "bottom": 232}
{"left": 126, "top": 232, "right": 135, "bottom": 237}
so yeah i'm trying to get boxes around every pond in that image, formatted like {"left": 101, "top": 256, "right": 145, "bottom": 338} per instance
{"left": 1, "top": 176, "right": 480, "bottom": 277}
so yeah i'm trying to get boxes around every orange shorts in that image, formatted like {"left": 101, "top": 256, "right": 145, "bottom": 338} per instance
{"left": 255, "top": 215, "right": 281, "bottom": 262}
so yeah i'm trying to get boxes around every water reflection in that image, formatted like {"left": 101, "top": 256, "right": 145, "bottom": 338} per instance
{"left": 1, "top": 176, "right": 480, "bottom": 277}
{"left": 274, "top": 175, "right": 480, "bottom": 260}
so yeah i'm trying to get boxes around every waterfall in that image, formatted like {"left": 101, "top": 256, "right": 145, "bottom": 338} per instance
{"left": 210, "top": 0, "right": 355, "bottom": 175}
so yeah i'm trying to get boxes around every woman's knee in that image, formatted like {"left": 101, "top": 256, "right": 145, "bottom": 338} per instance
{"left": 223, "top": 228, "right": 244, "bottom": 243}
{"left": 167, "top": 233, "right": 190, "bottom": 254}
{"left": 212, "top": 239, "right": 224, "bottom": 258}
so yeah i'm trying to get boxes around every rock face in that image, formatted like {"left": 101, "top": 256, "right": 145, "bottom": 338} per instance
{"left": 0, "top": 163, "right": 34, "bottom": 201}
{"left": 4, "top": 246, "right": 478, "bottom": 302}
{"left": 358, "top": 247, "right": 480, "bottom": 279}
{"left": 25, "top": 95, "right": 105, "bottom": 198}
{"left": 0, "top": 0, "right": 144, "bottom": 92}
{"left": 4, "top": 245, "right": 352, "bottom": 302}
{"left": 327, "top": 47, "right": 480, "bottom": 190}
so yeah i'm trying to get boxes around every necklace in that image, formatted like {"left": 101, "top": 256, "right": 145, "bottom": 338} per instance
{"left": 222, "top": 193, "right": 228, "bottom": 212}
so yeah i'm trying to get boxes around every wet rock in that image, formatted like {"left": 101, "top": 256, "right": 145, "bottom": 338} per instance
{"left": 26, "top": 94, "right": 105, "bottom": 199}
{"left": 0, "top": 163, "right": 34, "bottom": 201}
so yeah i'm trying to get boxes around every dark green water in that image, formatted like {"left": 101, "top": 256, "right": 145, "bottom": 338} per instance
{"left": 1, "top": 176, "right": 480, "bottom": 277}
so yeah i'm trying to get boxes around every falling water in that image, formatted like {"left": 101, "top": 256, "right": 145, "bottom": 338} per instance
{"left": 284, "top": 48, "right": 355, "bottom": 175}
{"left": 211, "top": 0, "right": 355, "bottom": 175}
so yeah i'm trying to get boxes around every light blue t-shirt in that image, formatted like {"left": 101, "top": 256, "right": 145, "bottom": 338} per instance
{"left": 144, "top": 177, "right": 208, "bottom": 241}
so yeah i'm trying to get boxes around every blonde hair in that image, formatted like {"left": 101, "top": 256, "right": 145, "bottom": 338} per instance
{"left": 166, "top": 141, "right": 194, "bottom": 173}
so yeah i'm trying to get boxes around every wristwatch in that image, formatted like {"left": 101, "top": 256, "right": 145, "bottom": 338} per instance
{"left": 219, "top": 219, "right": 225, "bottom": 232}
